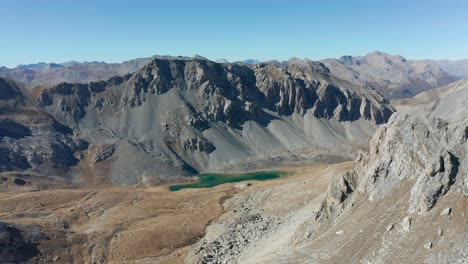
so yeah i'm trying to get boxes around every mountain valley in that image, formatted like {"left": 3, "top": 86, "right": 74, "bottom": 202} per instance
{"left": 1, "top": 52, "right": 468, "bottom": 263}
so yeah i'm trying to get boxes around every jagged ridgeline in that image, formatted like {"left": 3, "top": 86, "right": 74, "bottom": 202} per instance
{"left": 1, "top": 58, "right": 394, "bottom": 185}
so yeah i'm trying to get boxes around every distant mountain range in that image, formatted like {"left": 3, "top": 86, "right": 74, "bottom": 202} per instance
{"left": 0, "top": 55, "right": 196, "bottom": 88}
{"left": 434, "top": 59, "right": 468, "bottom": 78}
{"left": 1, "top": 51, "right": 467, "bottom": 100}
{"left": 321, "top": 51, "right": 460, "bottom": 99}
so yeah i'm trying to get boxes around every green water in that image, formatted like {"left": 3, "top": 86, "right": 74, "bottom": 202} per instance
{"left": 169, "top": 171, "right": 284, "bottom": 191}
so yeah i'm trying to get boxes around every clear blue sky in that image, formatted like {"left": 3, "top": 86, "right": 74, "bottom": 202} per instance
{"left": 1, "top": 0, "right": 468, "bottom": 67}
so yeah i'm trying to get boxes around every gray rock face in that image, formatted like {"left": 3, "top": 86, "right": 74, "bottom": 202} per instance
{"left": 0, "top": 78, "right": 87, "bottom": 176}
{"left": 91, "top": 144, "right": 115, "bottom": 163}
{"left": 183, "top": 138, "right": 215, "bottom": 153}
{"left": 401, "top": 216, "right": 412, "bottom": 232}
{"left": 440, "top": 207, "right": 452, "bottom": 216}
{"left": 321, "top": 51, "right": 458, "bottom": 99}
{"left": 424, "top": 242, "right": 433, "bottom": 250}
{"left": 317, "top": 113, "right": 467, "bottom": 225}
{"left": 0, "top": 114, "right": 85, "bottom": 174}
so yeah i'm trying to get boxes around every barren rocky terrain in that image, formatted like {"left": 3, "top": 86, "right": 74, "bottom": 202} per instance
{"left": 187, "top": 113, "right": 468, "bottom": 264}
{"left": 0, "top": 163, "right": 345, "bottom": 263}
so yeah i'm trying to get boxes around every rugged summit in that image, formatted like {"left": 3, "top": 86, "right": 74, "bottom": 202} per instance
{"left": 322, "top": 51, "right": 458, "bottom": 99}
{"left": 27, "top": 58, "right": 393, "bottom": 184}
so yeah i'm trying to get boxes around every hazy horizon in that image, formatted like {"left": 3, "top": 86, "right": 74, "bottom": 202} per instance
{"left": 2, "top": 0, "right": 468, "bottom": 67}
{"left": 2, "top": 50, "right": 468, "bottom": 69}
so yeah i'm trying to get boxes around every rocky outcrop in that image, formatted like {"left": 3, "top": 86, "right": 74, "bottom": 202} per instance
{"left": 0, "top": 114, "right": 86, "bottom": 173}
{"left": 0, "top": 78, "right": 87, "bottom": 175}
{"left": 183, "top": 138, "right": 216, "bottom": 153}
{"left": 316, "top": 113, "right": 467, "bottom": 227}
{"left": 91, "top": 144, "right": 115, "bottom": 163}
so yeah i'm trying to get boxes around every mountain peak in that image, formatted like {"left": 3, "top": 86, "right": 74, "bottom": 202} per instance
{"left": 215, "top": 59, "right": 229, "bottom": 63}
{"left": 192, "top": 54, "right": 209, "bottom": 60}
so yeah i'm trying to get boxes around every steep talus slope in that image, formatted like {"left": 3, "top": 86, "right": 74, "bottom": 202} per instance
{"left": 393, "top": 78, "right": 468, "bottom": 123}
{"left": 33, "top": 58, "right": 393, "bottom": 184}
{"left": 322, "top": 51, "right": 458, "bottom": 99}
{"left": 190, "top": 113, "right": 468, "bottom": 263}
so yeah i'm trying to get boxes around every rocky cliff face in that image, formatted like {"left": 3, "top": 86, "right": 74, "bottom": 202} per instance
{"left": 38, "top": 59, "right": 392, "bottom": 126}
{"left": 318, "top": 113, "right": 466, "bottom": 221}
{"left": 187, "top": 113, "right": 468, "bottom": 263}
{"left": 300, "top": 113, "right": 468, "bottom": 263}
{"left": 28, "top": 58, "right": 394, "bottom": 184}
{"left": 0, "top": 79, "right": 87, "bottom": 176}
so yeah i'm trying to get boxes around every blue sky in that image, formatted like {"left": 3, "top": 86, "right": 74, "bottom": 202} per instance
{"left": 1, "top": 0, "right": 467, "bottom": 67}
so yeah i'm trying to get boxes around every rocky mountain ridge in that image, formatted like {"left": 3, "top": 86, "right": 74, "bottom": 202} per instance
{"left": 0, "top": 56, "right": 394, "bottom": 185}
{"left": 0, "top": 55, "right": 198, "bottom": 87}
{"left": 3, "top": 51, "right": 466, "bottom": 102}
